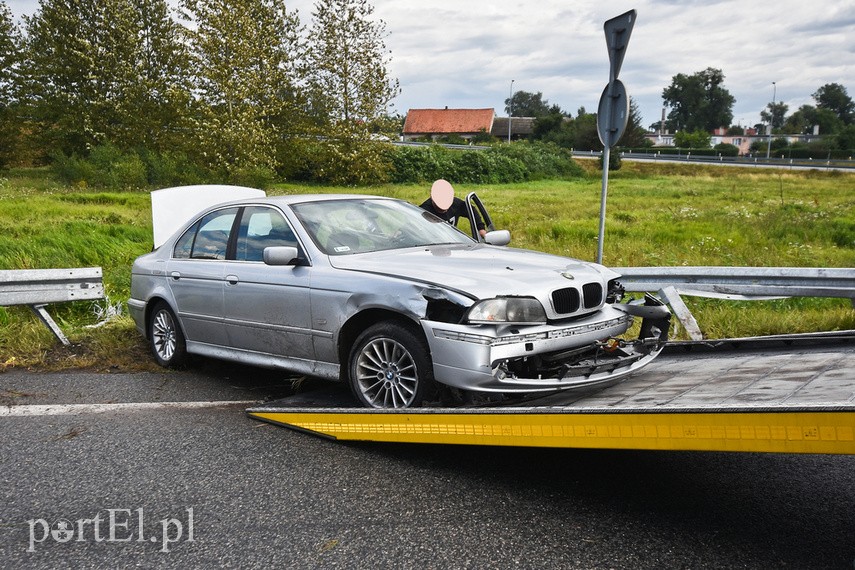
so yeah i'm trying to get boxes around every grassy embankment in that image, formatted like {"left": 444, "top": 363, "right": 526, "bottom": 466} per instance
{"left": 0, "top": 162, "right": 853, "bottom": 370}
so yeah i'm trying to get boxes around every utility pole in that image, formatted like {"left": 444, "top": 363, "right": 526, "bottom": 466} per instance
{"left": 508, "top": 79, "right": 514, "bottom": 143}
{"left": 766, "top": 81, "right": 776, "bottom": 159}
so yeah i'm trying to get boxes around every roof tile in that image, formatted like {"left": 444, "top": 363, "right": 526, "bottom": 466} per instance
{"left": 403, "top": 108, "right": 495, "bottom": 134}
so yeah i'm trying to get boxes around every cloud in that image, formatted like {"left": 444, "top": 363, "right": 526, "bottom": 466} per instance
{"left": 6, "top": 0, "right": 853, "bottom": 127}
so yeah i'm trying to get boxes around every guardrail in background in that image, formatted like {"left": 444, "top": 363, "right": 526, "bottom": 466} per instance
{"left": 388, "top": 142, "right": 854, "bottom": 169}
{"left": 615, "top": 266, "right": 855, "bottom": 340}
{"left": 572, "top": 149, "right": 854, "bottom": 170}
{"left": 0, "top": 267, "right": 105, "bottom": 345}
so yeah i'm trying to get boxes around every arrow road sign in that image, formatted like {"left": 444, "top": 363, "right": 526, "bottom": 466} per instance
{"left": 604, "top": 9, "right": 636, "bottom": 82}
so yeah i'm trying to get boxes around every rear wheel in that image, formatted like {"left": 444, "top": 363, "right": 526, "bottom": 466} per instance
{"left": 348, "top": 322, "right": 433, "bottom": 409}
{"left": 148, "top": 302, "right": 187, "bottom": 367}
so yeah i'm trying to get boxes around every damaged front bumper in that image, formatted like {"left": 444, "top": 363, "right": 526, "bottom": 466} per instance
{"left": 422, "top": 295, "right": 671, "bottom": 393}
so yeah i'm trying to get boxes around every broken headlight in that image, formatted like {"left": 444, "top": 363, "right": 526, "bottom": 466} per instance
{"left": 465, "top": 297, "right": 547, "bottom": 324}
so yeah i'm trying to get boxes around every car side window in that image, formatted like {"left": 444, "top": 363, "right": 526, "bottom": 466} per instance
{"left": 235, "top": 206, "right": 299, "bottom": 262}
{"left": 173, "top": 221, "right": 199, "bottom": 259}
{"left": 179, "top": 208, "right": 238, "bottom": 260}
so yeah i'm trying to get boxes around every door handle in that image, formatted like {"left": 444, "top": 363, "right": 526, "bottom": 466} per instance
{"left": 170, "top": 271, "right": 181, "bottom": 280}
{"left": 226, "top": 275, "right": 239, "bottom": 285}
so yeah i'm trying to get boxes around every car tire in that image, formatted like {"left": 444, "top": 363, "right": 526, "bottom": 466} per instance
{"left": 348, "top": 321, "right": 433, "bottom": 409}
{"left": 148, "top": 302, "right": 187, "bottom": 368}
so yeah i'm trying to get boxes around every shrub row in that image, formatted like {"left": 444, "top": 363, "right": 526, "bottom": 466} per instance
{"left": 53, "top": 144, "right": 210, "bottom": 189}
{"left": 621, "top": 146, "right": 740, "bottom": 157}
{"left": 387, "top": 141, "right": 583, "bottom": 184}
{"left": 51, "top": 140, "right": 585, "bottom": 189}
{"left": 767, "top": 148, "right": 854, "bottom": 160}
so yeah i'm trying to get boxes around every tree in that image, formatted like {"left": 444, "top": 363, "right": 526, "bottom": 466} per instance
{"left": 103, "top": 0, "right": 192, "bottom": 152}
{"left": 305, "top": 0, "right": 400, "bottom": 184}
{"left": 783, "top": 104, "right": 813, "bottom": 134}
{"left": 813, "top": 83, "right": 853, "bottom": 125}
{"left": 0, "top": 1, "right": 21, "bottom": 167}
{"left": 535, "top": 114, "right": 575, "bottom": 147}
{"left": 571, "top": 111, "right": 601, "bottom": 151}
{"left": 22, "top": 0, "right": 106, "bottom": 155}
{"left": 661, "top": 67, "right": 734, "bottom": 132}
{"left": 673, "top": 129, "right": 711, "bottom": 149}
{"left": 836, "top": 124, "right": 855, "bottom": 152}
{"left": 760, "top": 101, "right": 788, "bottom": 130}
{"left": 619, "top": 97, "right": 648, "bottom": 147}
{"left": 505, "top": 90, "right": 553, "bottom": 118}
{"left": 784, "top": 104, "right": 842, "bottom": 136}
{"left": 22, "top": 0, "right": 191, "bottom": 158}
{"left": 532, "top": 106, "right": 603, "bottom": 151}
{"left": 181, "top": 0, "right": 304, "bottom": 179}
{"left": 532, "top": 111, "right": 567, "bottom": 140}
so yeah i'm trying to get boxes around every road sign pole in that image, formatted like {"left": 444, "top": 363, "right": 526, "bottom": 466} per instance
{"left": 597, "top": 145, "right": 611, "bottom": 264}
{"left": 595, "top": 10, "right": 636, "bottom": 264}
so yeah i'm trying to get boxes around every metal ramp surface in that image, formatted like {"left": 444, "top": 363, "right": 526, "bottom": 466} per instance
{"left": 248, "top": 342, "right": 855, "bottom": 455}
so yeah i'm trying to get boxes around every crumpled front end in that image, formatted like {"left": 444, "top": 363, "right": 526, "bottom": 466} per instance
{"left": 422, "top": 295, "right": 671, "bottom": 393}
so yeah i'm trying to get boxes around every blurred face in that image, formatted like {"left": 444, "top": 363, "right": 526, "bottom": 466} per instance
{"left": 430, "top": 179, "right": 454, "bottom": 212}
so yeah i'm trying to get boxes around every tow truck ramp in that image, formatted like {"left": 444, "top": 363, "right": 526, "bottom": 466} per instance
{"left": 248, "top": 339, "right": 855, "bottom": 455}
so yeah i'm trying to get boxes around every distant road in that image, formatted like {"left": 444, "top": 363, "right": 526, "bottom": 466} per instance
{"left": 573, "top": 151, "right": 855, "bottom": 172}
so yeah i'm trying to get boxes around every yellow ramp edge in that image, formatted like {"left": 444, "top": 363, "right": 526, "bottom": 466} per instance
{"left": 248, "top": 410, "right": 855, "bottom": 455}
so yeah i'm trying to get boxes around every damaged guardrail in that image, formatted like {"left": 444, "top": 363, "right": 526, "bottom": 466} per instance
{"left": 615, "top": 266, "right": 855, "bottom": 340}
{"left": 0, "top": 267, "right": 105, "bottom": 345}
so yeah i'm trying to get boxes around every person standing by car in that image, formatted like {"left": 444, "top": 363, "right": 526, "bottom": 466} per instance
{"left": 420, "top": 179, "right": 487, "bottom": 238}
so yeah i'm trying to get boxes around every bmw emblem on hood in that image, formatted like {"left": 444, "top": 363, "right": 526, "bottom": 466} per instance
{"left": 560, "top": 271, "right": 575, "bottom": 280}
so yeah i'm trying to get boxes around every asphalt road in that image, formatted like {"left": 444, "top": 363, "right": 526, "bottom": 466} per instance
{"left": 1, "top": 363, "right": 854, "bottom": 569}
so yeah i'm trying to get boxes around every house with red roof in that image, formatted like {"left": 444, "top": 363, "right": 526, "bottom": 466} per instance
{"left": 402, "top": 108, "right": 495, "bottom": 142}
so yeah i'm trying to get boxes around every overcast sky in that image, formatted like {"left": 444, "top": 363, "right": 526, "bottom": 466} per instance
{"left": 6, "top": 0, "right": 854, "bottom": 129}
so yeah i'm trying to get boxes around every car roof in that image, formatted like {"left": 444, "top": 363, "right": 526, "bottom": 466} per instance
{"left": 223, "top": 193, "right": 391, "bottom": 207}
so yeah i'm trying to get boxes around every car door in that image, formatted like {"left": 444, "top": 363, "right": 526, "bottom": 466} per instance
{"left": 222, "top": 206, "right": 314, "bottom": 361}
{"left": 165, "top": 207, "right": 239, "bottom": 346}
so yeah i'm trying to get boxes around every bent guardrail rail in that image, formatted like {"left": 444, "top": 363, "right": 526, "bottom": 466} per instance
{"left": 0, "top": 267, "right": 105, "bottom": 345}
{"left": 614, "top": 266, "right": 855, "bottom": 340}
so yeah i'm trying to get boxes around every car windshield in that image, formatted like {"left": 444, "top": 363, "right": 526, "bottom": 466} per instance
{"left": 291, "top": 198, "right": 474, "bottom": 255}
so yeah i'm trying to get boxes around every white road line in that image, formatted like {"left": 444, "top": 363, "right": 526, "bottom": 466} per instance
{"left": 0, "top": 400, "right": 261, "bottom": 417}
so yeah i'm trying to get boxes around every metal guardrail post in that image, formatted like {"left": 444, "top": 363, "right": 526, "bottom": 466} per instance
{"left": 657, "top": 286, "right": 703, "bottom": 341}
{"left": 0, "top": 267, "right": 105, "bottom": 345}
{"left": 616, "top": 266, "right": 855, "bottom": 340}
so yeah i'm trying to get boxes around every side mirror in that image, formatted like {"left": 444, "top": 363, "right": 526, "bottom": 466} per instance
{"left": 483, "top": 230, "right": 511, "bottom": 246}
{"left": 263, "top": 246, "right": 299, "bottom": 266}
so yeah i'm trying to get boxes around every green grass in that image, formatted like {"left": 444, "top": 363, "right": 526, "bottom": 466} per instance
{"left": 0, "top": 162, "right": 853, "bottom": 368}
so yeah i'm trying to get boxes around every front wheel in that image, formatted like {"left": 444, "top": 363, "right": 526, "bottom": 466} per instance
{"left": 148, "top": 302, "right": 187, "bottom": 368}
{"left": 348, "top": 322, "right": 433, "bottom": 409}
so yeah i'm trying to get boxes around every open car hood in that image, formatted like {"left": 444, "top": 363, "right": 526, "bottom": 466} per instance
{"left": 150, "top": 185, "right": 266, "bottom": 249}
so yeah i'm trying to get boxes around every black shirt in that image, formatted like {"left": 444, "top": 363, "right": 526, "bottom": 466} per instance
{"left": 419, "top": 197, "right": 485, "bottom": 231}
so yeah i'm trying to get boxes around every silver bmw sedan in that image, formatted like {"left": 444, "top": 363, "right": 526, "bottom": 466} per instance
{"left": 129, "top": 191, "right": 670, "bottom": 409}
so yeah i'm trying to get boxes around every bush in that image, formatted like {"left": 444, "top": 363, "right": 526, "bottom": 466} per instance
{"left": 388, "top": 145, "right": 456, "bottom": 183}
{"left": 713, "top": 143, "right": 739, "bottom": 156}
{"left": 87, "top": 144, "right": 147, "bottom": 188}
{"left": 436, "top": 133, "right": 467, "bottom": 145}
{"left": 387, "top": 141, "right": 582, "bottom": 184}
{"left": 598, "top": 148, "right": 622, "bottom": 170}
{"left": 140, "top": 150, "right": 213, "bottom": 187}
{"left": 52, "top": 144, "right": 220, "bottom": 189}
{"left": 229, "top": 165, "right": 277, "bottom": 189}
{"left": 51, "top": 151, "right": 97, "bottom": 186}
{"left": 490, "top": 141, "right": 582, "bottom": 179}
